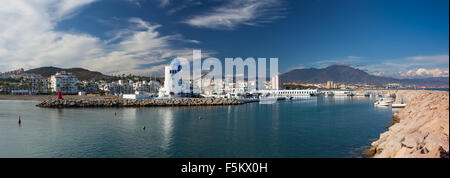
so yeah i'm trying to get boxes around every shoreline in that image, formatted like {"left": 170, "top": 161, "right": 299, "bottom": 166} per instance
{"left": 364, "top": 90, "right": 449, "bottom": 158}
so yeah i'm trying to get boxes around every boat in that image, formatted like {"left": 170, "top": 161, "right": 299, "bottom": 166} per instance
{"left": 392, "top": 103, "right": 406, "bottom": 108}
{"left": 381, "top": 97, "right": 394, "bottom": 103}
{"left": 259, "top": 93, "right": 278, "bottom": 104}
{"left": 374, "top": 98, "right": 390, "bottom": 106}
{"left": 391, "top": 98, "right": 406, "bottom": 108}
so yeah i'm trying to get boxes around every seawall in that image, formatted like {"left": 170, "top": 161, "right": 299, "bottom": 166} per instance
{"left": 36, "top": 98, "right": 245, "bottom": 108}
{"left": 365, "top": 90, "right": 449, "bottom": 158}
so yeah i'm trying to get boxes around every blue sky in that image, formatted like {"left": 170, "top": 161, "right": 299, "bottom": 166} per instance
{"left": 0, "top": 0, "right": 448, "bottom": 78}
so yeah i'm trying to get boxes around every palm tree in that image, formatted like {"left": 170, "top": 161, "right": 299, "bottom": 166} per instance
{"left": 64, "top": 83, "right": 70, "bottom": 94}
{"left": 76, "top": 83, "right": 83, "bottom": 92}
{"left": 37, "top": 81, "right": 44, "bottom": 94}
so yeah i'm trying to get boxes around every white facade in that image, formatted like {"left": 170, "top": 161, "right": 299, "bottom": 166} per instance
{"left": 158, "top": 60, "right": 191, "bottom": 98}
{"left": 271, "top": 75, "right": 279, "bottom": 90}
{"left": 50, "top": 71, "right": 78, "bottom": 94}
{"left": 22, "top": 76, "right": 48, "bottom": 94}
{"left": 123, "top": 92, "right": 149, "bottom": 99}
{"left": 260, "top": 89, "right": 318, "bottom": 96}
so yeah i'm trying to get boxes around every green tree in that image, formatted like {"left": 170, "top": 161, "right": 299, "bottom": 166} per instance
{"left": 37, "top": 81, "right": 44, "bottom": 94}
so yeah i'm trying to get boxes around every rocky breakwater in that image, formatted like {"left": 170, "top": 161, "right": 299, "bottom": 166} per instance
{"left": 365, "top": 90, "right": 449, "bottom": 158}
{"left": 36, "top": 98, "right": 245, "bottom": 108}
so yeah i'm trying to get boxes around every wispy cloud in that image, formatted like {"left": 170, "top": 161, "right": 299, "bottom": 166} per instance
{"left": 158, "top": 0, "right": 170, "bottom": 7}
{"left": 406, "top": 54, "right": 449, "bottom": 63}
{"left": 311, "top": 56, "right": 365, "bottom": 68}
{"left": 127, "top": 0, "right": 142, "bottom": 7}
{"left": 353, "top": 54, "right": 449, "bottom": 79}
{"left": 167, "top": 0, "right": 203, "bottom": 15}
{"left": 0, "top": 0, "right": 207, "bottom": 76}
{"left": 183, "top": 0, "right": 285, "bottom": 30}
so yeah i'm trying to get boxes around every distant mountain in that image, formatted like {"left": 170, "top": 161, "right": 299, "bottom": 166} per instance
{"left": 25, "top": 67, "right": 111, "bottom": 81}
{"left": 280, "top": 65, "right": 449, "bottom": 87}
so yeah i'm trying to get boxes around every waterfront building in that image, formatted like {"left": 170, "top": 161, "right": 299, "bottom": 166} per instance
{"left": 260, "top": 89, "right": 318, "bottom": 96}
{"left": 22, "top": 76, "right": 48, "bottom": 94}
{"left": 133, "top": 81, "right": 161, "bottom": 94}
{"left": 11, "top": 89, "right": 30, "bottom": 95}
{"left": 101, "top": 83, "right": 122, "bottom": 95}
{"left": 271, "top": 75, "right": 279, "bottom": 90}
{"left": 80, "top": 81, "right": 99, "bottom": 94}
{"left": 326, "top": 81, "right": 337, "bottom": 89}
{"left": 158, "top": 60, "right": 191, "bottom": 97}
{"left": 50, "top": 71, "right": 78, "bottom": 94}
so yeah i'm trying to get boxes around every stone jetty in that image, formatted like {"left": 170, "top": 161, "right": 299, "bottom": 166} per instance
{"left": 36, "top": 98, "right": 245, "bottom": 108}
{"left": 365, "top": 90, "right": 449, "bottom": 158}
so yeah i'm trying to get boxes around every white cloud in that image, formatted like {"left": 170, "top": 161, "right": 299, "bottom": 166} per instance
{"left": 183, "top": 0, "right": 284, "bottom": 30}
{"left": 399, "top": 68, "right": 449, "bottom": 78}
{"left": 0, "top": 0, "right": 206, "bottom": 76}
{"left": 406, "top": 54, "right": 449, "bottom": 63}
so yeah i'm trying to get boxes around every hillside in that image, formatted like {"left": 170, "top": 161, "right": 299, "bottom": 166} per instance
{"left": 25, "top": 67, "right": 111, "bottom": 81}
{"left": 280, "top": 65, "right": 449, "bottom": 87}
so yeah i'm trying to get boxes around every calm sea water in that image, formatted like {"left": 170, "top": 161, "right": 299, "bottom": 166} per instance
{"left": 0, "top": 97, "right": 395, "bottom": 158}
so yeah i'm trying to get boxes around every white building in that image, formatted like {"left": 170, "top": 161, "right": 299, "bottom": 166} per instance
{"left": 50, "top": 71, "right": 78, "bottom": 94}
{"left": 80, "top": 81, "right": 99, "bottom": 94}
{"left": 271, "top": 75, "right": 279, "bottom": 90}
{"left": 22, "top": 76, "right": 48, "bottom": 94}
{"left": 158, "top": 60, "right": 191, "bottom": 98}
{"left": 133, "top": 80, "right": 161, "bottom": 93}
{"left": 260, "top": 89, "right": 318, "bottom": 96}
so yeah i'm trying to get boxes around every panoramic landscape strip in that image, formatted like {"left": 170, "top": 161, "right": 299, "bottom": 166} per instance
{"left": 0, "top": 0, "right": 448, "bottom": 165}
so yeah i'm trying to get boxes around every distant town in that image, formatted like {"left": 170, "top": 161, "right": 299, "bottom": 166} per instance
{"left": 0, "top": 65, "right": 433, "bottom": 98}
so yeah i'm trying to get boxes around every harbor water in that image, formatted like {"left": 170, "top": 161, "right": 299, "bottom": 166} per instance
{"left": 0, "top": 96, "right": 395, "bottom": 158}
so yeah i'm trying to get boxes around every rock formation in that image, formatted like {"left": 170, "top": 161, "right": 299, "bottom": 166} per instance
{"left": 366, "top": 90, "right": 449, "bottom": 158}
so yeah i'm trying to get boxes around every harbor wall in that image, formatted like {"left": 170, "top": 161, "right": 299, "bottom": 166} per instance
{"left": 365, "top": 90, "right": 449, "bottom": 158}
{"left": 36, "top": 98, "right": 245, "bottom": 108}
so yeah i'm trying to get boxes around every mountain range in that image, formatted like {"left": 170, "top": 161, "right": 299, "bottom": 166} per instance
{"left": 25, "top": 67, "right": 111, "bottom": 81}
{"left": 280, "top": 65, "right": 449, "bottom": 87}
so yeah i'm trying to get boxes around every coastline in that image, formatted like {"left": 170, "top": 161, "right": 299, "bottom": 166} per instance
{"left": 365, "top": 90, "right": 449, "bottom": 158}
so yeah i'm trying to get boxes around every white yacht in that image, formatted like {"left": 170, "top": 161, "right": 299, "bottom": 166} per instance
{"left": 259, "top": 93, "right": 278, "bottom": 104}
{"left": 374, "top": 98, "right": 390, "bottom": 106}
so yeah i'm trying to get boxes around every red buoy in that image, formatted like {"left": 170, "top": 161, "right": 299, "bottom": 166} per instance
{"left": 18, "top": 116, "right": 21, "bottom": 125}
{"left": 57, "top": 90, "right": 63, "bottom": 100}
{"left": 114, "top": 112, "right": 117, "bottom": 116}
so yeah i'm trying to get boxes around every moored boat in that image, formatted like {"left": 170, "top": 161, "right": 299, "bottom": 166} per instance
{"left": 391, "top": 103, "right": 406, "bottom": 108}
{"left": 374, "top": 98, "right": 390, "bottom": 106}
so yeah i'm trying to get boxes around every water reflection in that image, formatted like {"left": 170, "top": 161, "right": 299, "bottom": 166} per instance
{"left": 160, "top": 108, "right": 174, "bottom": 154}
